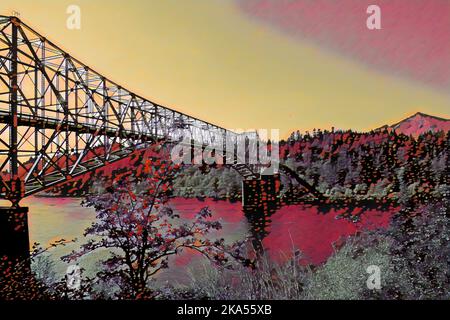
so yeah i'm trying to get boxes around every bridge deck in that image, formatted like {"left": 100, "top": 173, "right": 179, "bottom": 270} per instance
{"left": 0, "top": 110, "right": 163, "bottom": 141}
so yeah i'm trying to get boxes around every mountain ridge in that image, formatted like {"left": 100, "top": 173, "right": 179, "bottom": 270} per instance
{"left": 376, "top": 112, "right": 450, "bottom": 137}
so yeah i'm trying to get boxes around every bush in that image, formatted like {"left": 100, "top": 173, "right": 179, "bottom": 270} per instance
{"left": 378, "top": 196, "right": 450, "bottom": 299}
{"left": 305, "top": 235, "right": 392, "bottom": 300}
{"left": 168, "top": 250, "right": 310, "bottom": 300}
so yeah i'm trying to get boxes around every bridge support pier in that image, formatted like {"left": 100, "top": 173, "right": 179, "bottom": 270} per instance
{"left": 242, "top": 174, "right": 281, "bottom": 254}
{"left": 242, "top": 174, "right": 281, "bottom": 210}
{"left": 0, "top": 206, "right": 30, "bottom": 270}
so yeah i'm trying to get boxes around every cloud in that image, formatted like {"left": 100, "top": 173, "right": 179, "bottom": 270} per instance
{"left": 237, "top": 0, "right": 450, "bottom": 92}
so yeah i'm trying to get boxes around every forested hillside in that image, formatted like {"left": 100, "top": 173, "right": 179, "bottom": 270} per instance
{"left": 281, "top": 128, "right": 449, "bottom": 202}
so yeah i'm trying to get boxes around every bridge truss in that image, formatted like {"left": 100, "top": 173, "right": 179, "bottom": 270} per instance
{"left": 0, "top": 16, "right": 264, "bottom": 204}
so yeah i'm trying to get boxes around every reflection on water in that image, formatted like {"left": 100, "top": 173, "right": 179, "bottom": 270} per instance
{"left": 243, "top": 202, "right": 278, "bottom": 255}
{"left": 244, "top": 200, "right": 397, "bottom": 264}
{"left": 261, "top": 202, "right": 396, "bottom": 264}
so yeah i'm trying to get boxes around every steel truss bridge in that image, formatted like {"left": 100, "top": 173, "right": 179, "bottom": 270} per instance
{"left": 0, "top": 16, "right": 260, "bottom": 204}
{"left": 0, "top": 16, "right": 321, "bottom": 205}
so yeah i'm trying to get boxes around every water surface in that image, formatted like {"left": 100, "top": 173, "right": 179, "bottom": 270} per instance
{"left": 0, "top": 197, "right": 397, "bottom": 283}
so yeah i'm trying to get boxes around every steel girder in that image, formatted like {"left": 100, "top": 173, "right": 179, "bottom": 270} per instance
{"left": 0, "top": 16, "right": 259, "bottom": 203}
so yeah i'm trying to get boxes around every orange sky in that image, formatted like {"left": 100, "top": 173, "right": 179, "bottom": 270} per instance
{"left": 1, "top": 0, "right": 449, "bottom": 138}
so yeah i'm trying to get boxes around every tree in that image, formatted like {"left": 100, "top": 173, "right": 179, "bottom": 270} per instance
{"left": 63, "top": 145, "right": 249, "bottom": 299}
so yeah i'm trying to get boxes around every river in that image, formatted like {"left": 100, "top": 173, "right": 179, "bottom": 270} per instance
{"left": 0, "top": 196, "right": 397, "bottom": 285}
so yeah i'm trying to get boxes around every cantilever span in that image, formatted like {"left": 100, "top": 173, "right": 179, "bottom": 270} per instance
{"left": 0, "top": 16, "right": 322, "bottom": 205}
{"left": 0, "top": 16, "right": 261, "bottom": 203}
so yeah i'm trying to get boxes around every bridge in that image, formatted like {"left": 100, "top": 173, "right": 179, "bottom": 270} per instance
{"left": 0, "top": 16, "right": 264, "bottom": 204}
{"left": 0, "top": 16, "right": 322, "bottom": 264}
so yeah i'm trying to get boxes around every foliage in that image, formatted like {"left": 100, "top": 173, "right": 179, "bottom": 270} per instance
{"left": 304, "top": 197, "right": 450, "bottom": 300}
{"left": 0, "top": 241, "right": 92, "bottom": 300}
{"left": 172, "top": 166, "right": 242, "bottom": 201}
{"left": 281, "top": 129, "right": 449, "bottom": 203}
{"left": 161, "top": 250, "right": 310, "bottom": 300}
{"left": 375, "top": 195, "right": 450, "bottom": 299}
{"left": 304, "top": 235, "right": 392, "bottom": 300}
{"left": 62, "top": 145, "right": 250, "bottom": 299}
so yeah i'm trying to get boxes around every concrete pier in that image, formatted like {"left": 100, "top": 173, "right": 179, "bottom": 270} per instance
{"left": 0, "top": 206, "right": 30, "bottom": 266}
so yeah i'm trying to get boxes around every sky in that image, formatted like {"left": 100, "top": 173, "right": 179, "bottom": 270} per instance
{"left": 1, "top": 0, "right": 449, "bottom": 138}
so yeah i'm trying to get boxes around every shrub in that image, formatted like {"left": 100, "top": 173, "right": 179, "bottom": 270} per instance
{"left": 304, "top": 234, "right": 392, "bottom": 300}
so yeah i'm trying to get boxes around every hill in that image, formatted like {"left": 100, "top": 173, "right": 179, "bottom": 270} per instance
{"left": 378, "top": 112, "right": 450, "bottom": 137}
